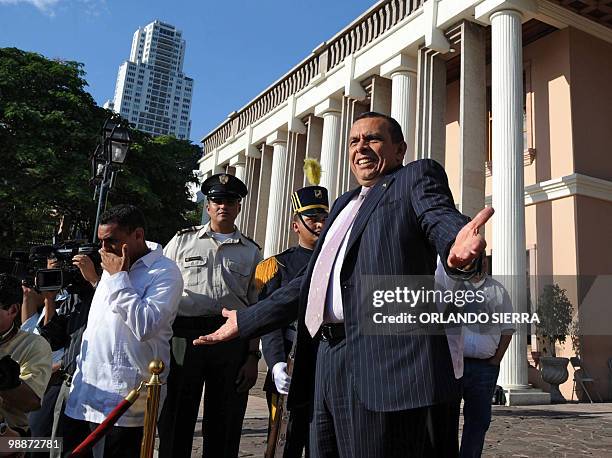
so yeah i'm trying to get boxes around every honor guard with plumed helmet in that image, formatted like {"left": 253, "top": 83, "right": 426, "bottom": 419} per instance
{"left": 256, "top": 159, "right": 329, "bottom": 458}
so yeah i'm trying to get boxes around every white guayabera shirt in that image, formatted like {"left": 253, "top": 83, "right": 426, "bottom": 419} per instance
{"left": 64, "top": 242, "right": 184, "bottom": 426}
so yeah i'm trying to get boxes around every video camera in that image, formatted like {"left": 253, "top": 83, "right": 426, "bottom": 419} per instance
{"left": 35, "top": 242, "right": 101, "bottom": 291}
{"left": 4, "top": 241, "right": 100, "bottom": 292}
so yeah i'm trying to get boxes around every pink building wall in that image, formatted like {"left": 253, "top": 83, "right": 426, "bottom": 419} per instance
{"left": 444, "top": 25, "right": 612, "bottom": 401}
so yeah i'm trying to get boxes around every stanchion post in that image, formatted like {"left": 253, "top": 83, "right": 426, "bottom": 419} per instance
{"left": 139, "top": 360, "right": 164, "bottom": 458}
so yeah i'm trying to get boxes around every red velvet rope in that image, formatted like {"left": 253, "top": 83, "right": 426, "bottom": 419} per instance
{"left": 68, "top": 397, "right": 136, "bottom": 457}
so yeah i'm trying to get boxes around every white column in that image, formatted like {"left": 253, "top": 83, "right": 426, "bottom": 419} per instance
{"left": 230, "top": 154, "right": 247, "bottom": 230}
{"left": 415, "top": 49, "right": 447, "bottom": 166}
{"left": 391, "top": 71, "right": 417, "bottom": 165}
{"left": 233, "top": 162, "right": 246, "bottom": 182}
{"left": 459, "top": 21, "right": 487, "bottom": 219}
{"left": 264, "top": 131, "right": 288, "bottom": 258}
{"left": 381, "top": 54, "right": 417, "bottom": 164}
{"left": 491, "top": 9, "right": 529, "bottom": 390}
{"left": 303, "top": 115, "right": 324, "bottom": 187}
{"left": 315, "top": 99, "right": 342, "bottom": 200}
{"left": 254, "top": 145, "right": 272, "bottom": 250}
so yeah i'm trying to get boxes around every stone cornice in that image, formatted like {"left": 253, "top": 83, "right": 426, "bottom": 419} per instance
{"left": 484, "top": 173, "right": 612, "bottom": 206}
{"left": 536, "top": 0, "right": 612, "bottom": 45}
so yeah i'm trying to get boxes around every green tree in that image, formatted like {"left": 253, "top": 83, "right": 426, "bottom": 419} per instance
{"left": 0, "top": 47, "right": 201, "bottom": 255}
{"left": 108, "top": 132, "right": 201, "bottom": 244}
{"left": 0, "top": 47, "right": 106, "bottom": 252}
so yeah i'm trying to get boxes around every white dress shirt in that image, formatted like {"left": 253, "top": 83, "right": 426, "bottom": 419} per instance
{"left": 21, "top": 308, "right": 64, "bottom": 365}
{"left": 434, "top": 258, "right": 516, "bottom": 376}
{"left": 64, "top": 242, "right": 183, "bottom": 427}
{"left": 462, "top": 278, "right": 515, "bottom": 359}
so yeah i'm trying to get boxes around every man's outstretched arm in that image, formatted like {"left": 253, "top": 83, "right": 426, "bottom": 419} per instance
{"left": 193, "top": 273, "right": 304, "bottom": 345}
{"left": 410, "top": 159, "right": 492, "bottom": 274}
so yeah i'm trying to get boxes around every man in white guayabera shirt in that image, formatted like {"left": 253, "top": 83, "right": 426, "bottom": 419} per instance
{"left": 63, "top": 204, "right": 183, "bottom": 458}
{"left": 435, "top": 256, "right": 514, "bottom": 458}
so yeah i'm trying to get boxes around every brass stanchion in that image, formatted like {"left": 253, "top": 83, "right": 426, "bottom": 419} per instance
{"left": 140, "top": 359, "right": 164, "bottom": 458}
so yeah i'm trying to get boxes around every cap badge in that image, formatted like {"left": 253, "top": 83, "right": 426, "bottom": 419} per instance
{"left": 219, "top": 174, "right": 229, "bottom": 185}
{"left": 314, "top": 189, "right": 322, "bottom": 198}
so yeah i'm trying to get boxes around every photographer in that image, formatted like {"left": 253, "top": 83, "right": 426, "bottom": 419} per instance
{"left": 62, "top": 204, "right": 183, "bottom": 457}
{"left": 0, "top": 274, "right": 52, "bottom": 442}
{"left": 28, "top": 253, "right": 98, "bottom": 443}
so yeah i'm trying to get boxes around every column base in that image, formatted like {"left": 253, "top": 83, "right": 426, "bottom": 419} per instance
{"left": 502, "top": 386, "right": 551, "bottom": 406}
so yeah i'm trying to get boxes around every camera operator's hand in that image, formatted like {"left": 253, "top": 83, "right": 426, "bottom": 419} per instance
{"left": 46, "top": 258, "right": 60, "bottom": 269}
{"left": 21, "top": 285, "right": 42, "bottom": 307}
{"left": 100, "top": 244, "right": 130, "bottom": 275}
{"left": 21, "top": 285, "right": 45, "bottom": 324}
{"left": 73, "top": 254, "right": 101, "bottom": 286}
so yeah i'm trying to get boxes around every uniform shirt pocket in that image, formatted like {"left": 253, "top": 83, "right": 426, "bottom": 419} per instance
{"left": 226, "top": 260, "right": 250, "bottom": 277}
{"left": 223, "top": 260, "right": 251, "bottom": 298}
{"left": 182, "top": 258, "right": 207, "bottom": 286}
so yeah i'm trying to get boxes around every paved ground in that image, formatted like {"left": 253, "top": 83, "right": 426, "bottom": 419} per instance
{"left": 483, "top": 403, "right": 612, "bottom": 457}
{"left": 156, "top": 371, "right": 612, "bottom": 457}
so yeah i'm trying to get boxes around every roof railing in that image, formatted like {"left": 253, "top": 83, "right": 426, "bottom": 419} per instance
{"left": 203, "top": 0, "right": 425, "bottom": 154}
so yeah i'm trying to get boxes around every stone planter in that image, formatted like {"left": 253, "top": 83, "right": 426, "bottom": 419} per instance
{"left": 540, "top": 356, "right": 569, "bottom": 403}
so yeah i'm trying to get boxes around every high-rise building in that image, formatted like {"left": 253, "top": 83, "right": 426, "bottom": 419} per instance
{"left": 108, "top": 20, "right": 193, "bottom": 140}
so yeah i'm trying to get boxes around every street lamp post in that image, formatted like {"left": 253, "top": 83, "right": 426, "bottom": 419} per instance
{"left": 91, "top": 118, "right": 131, "bottom": 243}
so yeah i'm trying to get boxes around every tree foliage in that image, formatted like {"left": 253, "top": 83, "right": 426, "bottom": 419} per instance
{"left": 109, "top": 132, "right": 201, "bottom": 244}
{"left": 0, "top": 47, "right": 201, "bottom": 255}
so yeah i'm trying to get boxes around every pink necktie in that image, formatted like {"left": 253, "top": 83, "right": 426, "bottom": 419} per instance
{"left": 305, "top": 190, "right": 367, "bottom": 337}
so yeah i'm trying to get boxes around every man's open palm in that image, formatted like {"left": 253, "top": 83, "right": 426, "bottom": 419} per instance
{"left": 193, "top": 308, "right": 238, "bottom": 345}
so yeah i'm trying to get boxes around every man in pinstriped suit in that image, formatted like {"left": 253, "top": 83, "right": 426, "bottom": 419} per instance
{"left": 195, "top": 112, "right": 493, "bottom": 457}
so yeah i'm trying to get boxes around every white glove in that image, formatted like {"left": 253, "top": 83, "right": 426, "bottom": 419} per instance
{"left": 272, "top": 362, "right": 291, "bottom": 395}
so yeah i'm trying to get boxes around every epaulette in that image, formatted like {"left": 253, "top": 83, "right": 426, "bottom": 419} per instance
{"left": 176, "top": 225, "right": 201, "bottom": 236}
{"left": 242, "top": 234, "right": 261, "bottom": 250}
{"left": 254, "top": 256, "right": 279, "bottom": 292}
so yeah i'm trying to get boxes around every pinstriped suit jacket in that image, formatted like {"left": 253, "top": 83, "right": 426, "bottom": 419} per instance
{"left": 238, "top": 159, "right": 469, "bottom": 412}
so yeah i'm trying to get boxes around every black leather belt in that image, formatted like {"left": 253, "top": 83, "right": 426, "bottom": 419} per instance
{"left": 318, "top": 323, "right": 346, "bottom": 341}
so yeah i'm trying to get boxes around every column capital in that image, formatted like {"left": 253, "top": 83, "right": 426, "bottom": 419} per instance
{"left": 475, "top": 0, "right": 537, "bottom": 23}
{"left": 229, "top": 153, "right": 246, "bottom": 167}
{"left": 266, "top": 130, "right": 288, "bottom": 146}
{"left": 245, "top": 145, "right": 261, "bottom": 159}
{"left": 314, "top": 97, "right": 342, "bottom": 117}
{"left": 380, "top": 54, "right": 417, "bottom": 78}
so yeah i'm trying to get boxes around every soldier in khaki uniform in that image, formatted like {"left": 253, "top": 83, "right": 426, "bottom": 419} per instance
{"left": 158, "top": 173, "right": 263, "bottom": 458}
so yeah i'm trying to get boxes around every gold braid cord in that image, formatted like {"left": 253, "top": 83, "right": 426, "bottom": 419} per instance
{"left": 254, "top": 256, "right": 279, "bottom": 294}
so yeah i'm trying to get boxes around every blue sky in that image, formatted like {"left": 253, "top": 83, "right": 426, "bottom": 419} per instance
{"left": 0, "top": 0, "right": 376, "bottom": 144}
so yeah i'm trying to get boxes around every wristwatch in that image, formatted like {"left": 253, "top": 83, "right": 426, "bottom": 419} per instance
{"left": 247, "top": 350, "right": 262, "bottom": 360}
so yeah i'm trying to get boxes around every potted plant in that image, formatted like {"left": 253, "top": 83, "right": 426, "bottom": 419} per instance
{"left": 536, "top": 283, "right": 573, "bottom": 403}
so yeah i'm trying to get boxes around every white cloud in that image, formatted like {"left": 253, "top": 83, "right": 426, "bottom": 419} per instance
{"left": 77, "top": 0, "right": 108, "bottom": 18}
{"left": 0, "top": 0, "right": 108, "bottom": 17}
{"left": 0, "top": 0, "right": 61, "bottom": 15}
